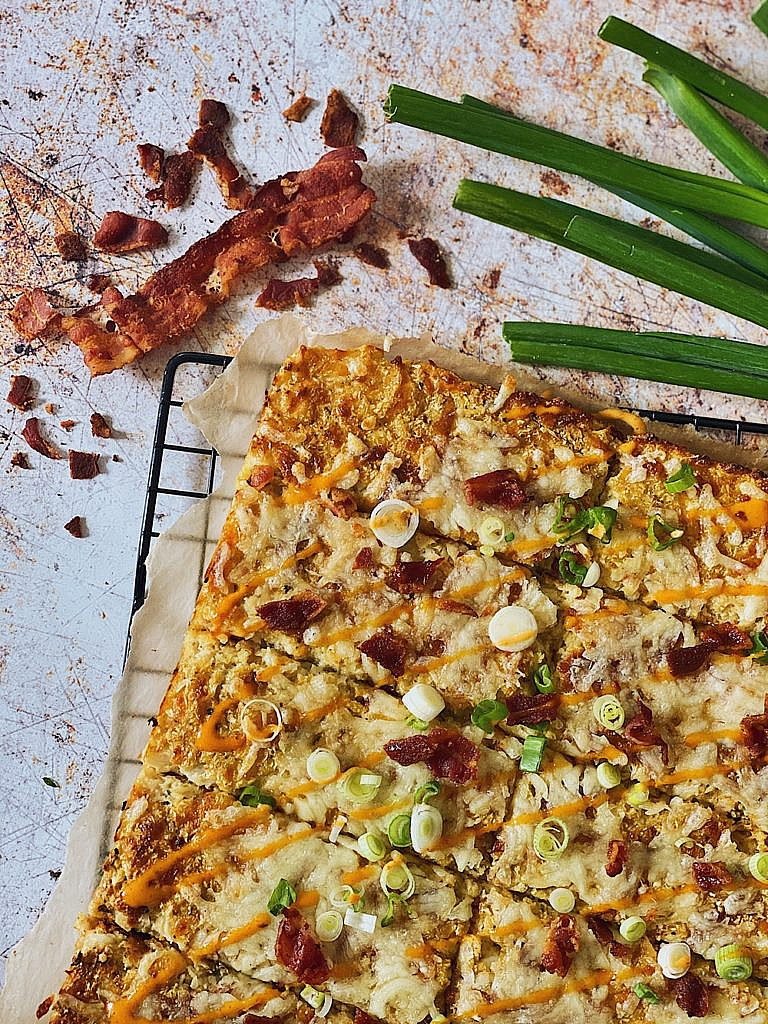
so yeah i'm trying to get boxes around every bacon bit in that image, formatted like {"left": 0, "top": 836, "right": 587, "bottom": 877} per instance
{"left": 90, "top": 412, "right": 112, "bottom": 438}
{"left": 87, "top": 273, "right": 113, "bottom": 293}
{"left": 384, "top": 727, "right": 479, "bottom": 783}
{"left": 386, "top": 558, "right": 443, "bottom": 595}
{"left": 188, "top": 123, "right": 254, "bottom": 210}
{"left": 54, "top": 230, "right": 87, "bottom": 261}
{"left": 692, "top": 860, "right": 732, "bottom": 892}
{"left": 147, "top": 150, "right": 198, "bottom": 209}
{"left": 464, "top": 469, "right": 525, "bottom": 510}
{"left": 137, "top": 143, "right": 165, "bottom": 183}
{"left": 69, "top": 451, "right": 100, "bottom": 479}
{"left": 63, "top": 149, "right": 375, "bottom": 374}
{"left": 45, "top": 402, "right": 56, "bottom": 414}
{"left": 64, "top": 516, "right": 84, "bottom": 538}
{"left": 274, "top": 908, "right": 330, "bottom": 985}
{"left": 586, "top": 916, "right": 613, "bottom": 946}
{"left": 6, "top": 374, "right": 34, "bottom": 411}
{"left": 667, "top": 641, "right": 717, "bottom": 677}
{"left": 93, "top": 211, "right": 168, "bottom": 253}
{"left": 258, "top": 593, "right": 328, "bottom": 636}
{"left": 322, "top": 487, "right": 357, "bottom": 519}
{"left": 256, "top": 259, "right": 342, "bottom": 310}
{"left": 352, "top": 546, "right": 375, "bottom": 570}
{"left": 199, "top": 98, "right": 230, "bottom": 129}
{"left": 283, "top": 93, "right": 312, "bottom": 123}
{"left": 407, "top": 237, "right": 451, "bottom": 288}
{"left": 10, "top": 452, "right": 29, "bottom": 469}
{"left": 320, "top": 89, "right": 358, "bottom": 148}
{"left": 605, "top": 840, "right": 628, "bottom": 877}
{"left": 606, "top": 699, "right": 668, "bottom": 763}
{"left": 420, "top": 636, "right": 446, "bottom": 658}
{"left": 10, "top": 288, "right": 61, "bottom": 340}
{"left": 354, "top": 242, "right": 389, "bottom": 269}
{"left": 540, "top": 915, "right": 579, "bottom": 978}
{"left": 506, "top": 692, "right": 561, "bottom": 725}
{"left": 359, "top": 627, "right": 409, "bottom": 677}
{"left": 22, "top": 418, "right": 61, "bottom": 459}
{"left": 740, "top": 696, "right": 768, "bottom": 767}
{"left": 435, "top": 598, "right": 477, "bottom": 616}
{"left": 248, "top": 465, "right": 275, "bottom": 491}
{"left": 671, "top": 973, "right": 710, "bottom": 1018}
{"left": 36, "top": 996, "right": 54, "bottom": 1020}
{"left": 60, "top": 419, "right": 76, "bottom": 431}
{"left": 700, "top": 622, "right": 752, "bottom": 654}
{"left": 353, "top": 1011, "right": 381, "bottom": 1024}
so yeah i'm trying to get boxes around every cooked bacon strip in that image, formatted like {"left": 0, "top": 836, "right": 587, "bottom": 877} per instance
{"left": 320, "top": 89, "right": 358, "bottom": 147}
{"left": 668, "top": 641, "right": 716, "bottom": 677}
{"left": 54, "top": 230, "right": 87, "bottom": 261}
{"left": 248, "top": 465, "right": 275, "bottom": 490}
{"left": 257, "top": 593, "right": 328, "bottom": 636}
{"left": 585, "top": 916, "right": 613, "bottom": 946}
{"left": 6, "top": 374, "right": 34, "bottom": 411}
{"left": 358, "top": 627, "right": 408, "bottom": 677}
{"left": 435, "top": 598, "right": 477, "bottom": 616}
{"left": 147, "top": 150, "right": 199, "bottom": 209}
{"left": 506, "top": 692, "right": 560, "bottom": 725}
{"left": 671, "top": 974, "right": 710, "bottom": 1018}
{"left": 64, "top": 516, "right": 84, "bottom": 538}
{"left": 87, "top": 273, "right": 113, "bottom": 293}
{"left": 354, "top": 242, "right": 389, "bottom": 269}
{"left": 386, "top": 558, "right": 443, "bottom": 594}
{"left": 464, "top": 469, "right": 526, "bottom": 510}
{"left": 605, "top": 840, "right": 628, "bottom": 877}
{"left": 93, "top": 211, "right": 168, "bottom": 253}
{"left": 188, "top": 123, "right": 254, "bottom": 210}
{"left": 69, "top": 451, "right": 101, "bottom": 479}
{"left": 10, "top": 288, "right": 61, "bottom": 340}
{"left": 199, "top": 98, "right": 229, "bottom": 129}
{"left": 352, "top": 547, "right": 375, "bottom": 570}
{"left": 384, "top": 727, "right": 479, "bottom": 783}
{"left": 353, "top": 1011, "right": 382, "bottom": 1024}
{"left": 700, "top": 622, "right": 752, "bottom": 653}
{"left": 137, "top": 143, "right": 165, "bottom": 183}
{"left": 540, "top": 915, "right": 579, "bottom": 978}
{"left": 407, "top": 237, "right": 451, "bottom": 288}
{"left": 256, "top": 260, "right": 342, "bottom": 310}
{"left": 63, "top": 148, "right": 375, "bottom": 374}
{"left": 283, "top": 93, "right": 312, "bottom": 123}
{"left": 274, "top": 908, "right": 330, "bottom": 985}
{"left": 607, "top": 699, "right": 668, "bottom": 763}
{"left": 692, "top": 860, "right": 732, "bottom": 892}
{"left": 740, "top": 696, "right": 768, "bottom": 767}
{"left": 22, "top": 417, "right": 61, "bottom": 459}
{"left": 90, "top": 412, "right": 112, "bottom": 438}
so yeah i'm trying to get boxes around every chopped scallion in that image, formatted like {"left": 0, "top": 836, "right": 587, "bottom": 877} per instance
{"left": 596, "top": 762, "right": 622, "bottom": 789}
{"left": 315, "top": 911, "right": 344, "bottom": 942}
{"left": 380, "top": 858, "right": 415, "bottom": 898}
{"left": 558, "top": 551, "right": 588, "bottom": 586}
{"left": 520, "top": 734, "right": 547, "bottom": 773}
{"left": 619, "top": 916, "right": 647, "bottom": 942}
{"left": 342, "top": 769, "right": 382, "bottom": 804}
{"left": 532, "top": 816, "right": 569, "bottom": 861}
{"left": 410, "top": 804, "right": 443, "bottom": 853}
{"left": 267, "top": 878, "right": 296, "bottom": 916}
{"left": 715, "top": 943, "right": 753, "bottom": 981}
{"left": 413, "top": 779, "right": 441, "bottom": 805}
{"left": 593, "top": 695, "right": 625, "bottom": 730}
{"left": 755, "top": 0, "right": 768, "bottom": 37}
{"left": 532, "top": 663, "right": 556, "bottom": 694}
{"left": 381, "top": 892, "right": 411, "bottom": 927}
{"left": 238, "top": 784, "right": 276, "bottom": 808}
{"left": 387, "top": 814, "right": 412, "bottom": 848}
{"left": 634, "top": 982, "right": 660, "bottom": 1004}
{"left": 664, "top": 462, "right": 696, "bottom": 494}
{"left": 748, "top": 851, "right": 768, "bottom": 883}
{"left": 357, "top": 832, "right": 387, "bottom": 861}
{"left": 647, "top": 515, "right": 684, "bottom": 551}
{"left": 406, "top": 716, "right": 429, "bottom": 731}
{"left": 750, "top": 632, "right": 768, "bottom": 665}
{"left": 471, "top": 698, "right": 509, "bottom": 733}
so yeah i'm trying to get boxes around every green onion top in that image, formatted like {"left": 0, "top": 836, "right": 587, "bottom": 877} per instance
{"left": 715, "top": 943, "right": 753, "bottom": 981}
{"left": 413, "top": 779, "right": 441, "bottom": 805}
{"left": 634, "top": 982, "right": 660, "bottom": 1004}
{"left": 532, "top": 663, "right": 556, "bottom": 694}
{"left": 664, "top": 462, "right": 696, "bottom": 494}
{"left": 471, "top": 699, "right": 509, "bottom": 733}
{"left": 532, "top": 816, "right": 569, "bottom": 860}
{"left": 387, "top": 814, "right": 412, "bottom": 848}
{"left": 267, "top": 878, "right": 297, "bottom": 916}
{"left": 647, "top": 515, "right": 684, "bottom": 551}
{"left": 406, "top": 716, "right": 429, "bottom": 732}
{"left": 381, "top": 892, "right": 411, "bottom": 927}
{"left": 238, "top": 784, "right": 276, "bottom": 808}
{"left": 558, "top": 551, "right": 588, "bottom": 586}
{"left": 520, "top": 734, "right": 547, "bottom": 773}
{"left": 750, "top": 631, "right": 768, "bottom": 664}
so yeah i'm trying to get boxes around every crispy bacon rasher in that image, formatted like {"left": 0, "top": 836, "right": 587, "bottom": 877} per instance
{"left": 257, "top": 593, "right": 328, "bottom": 637}
{"left": 691, "top": 860, "right": 732, "bottom": 893}
{"left": 274, "top": 908, "right": 329, "bottom": 985}
{"left": 93, "top": 212, "right": 168, "bottom": 253}
{"left": 384, "top": 727, "right": 479, "bottom": 783}
{"left": 506, "top": 692, "right": 560, "bottom": 725}
{"left": 6, "top": 374, "right": 34, "bottom": 411}
{"left": 540, "top": 914, "right": 579, "bottom": 978}
{"left": 256, "top": 260, "right": 341, "bottom": 311}
{"left": 740, "top": 696, "right": 768, "bottom": 767}
{"left": 358, "top": 626, "right": 408, "bottom": 677}
{"left": 386, "top": 558, "right": 443, "bottom": 594}
{"left": 10, "top": 288, "right": 61, "bottom": 341}
{"left": 187, "top": 123, "right": 254, "bottom": 210}
{"left": 464, "top": 469, "right": 525, "bottom": 511}
{"left": 57, "top": 148, "right": 374, "bottom": 374}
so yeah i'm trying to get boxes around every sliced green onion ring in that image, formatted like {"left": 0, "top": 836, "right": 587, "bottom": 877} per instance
{"left": 593, "top": 695, "right": 625, "bottom": 730}
{"left": 329, "top": 884, "right": 356, "bottom": 908}
{"left": 715, "top": 943, "right": 753, "bottom": 981}
{"left": 357, "top": 832, "right": 387, "bottom": 861}
{"left": 413, "top": 779, "right": 441, "bottom": 805}
{"left": 619, "top": 916, "right": 646, "bottom": 942}
{"left": 387, "top": 813, "right": 412, "bottom": 848}
{"left": 587, "top": 506, "right": 617, "bottom": 543}
{"left": 306, "top": 748, "right": 341, "bottom": 784}
{"left": 634, "top": 982, "right": 660, "bottom": 1004}
{"left": 626, "top": 782, "right": 650, "bottom": 807}
{"left": 315, "top": 910, "right": 344, "bottom": 942}
{"left": 748, "top": 852, "right": 768, "bottom": 883}
{"left": 471, "top": 699, "right": 509, "bottom": 733}
{"left": 532, "top": 663, "right": 556, "bottom": 694}
{"left": 380, "top": 858, "right": 416, "bottom": 898}
{"left": 558, "top": 551, "right": 588, "bottom": 585}
{"left": 647, "top": 515, "right": 684, "bottom": 551}
{"left": 520, "top": 734, "right": 547, "bottom": 773}
{"left": 478, "top": 515, "right": 506, "bottom": 547}
{"left": 533, "top": 817, "right": 570, "bottom": 861}
{"left": 411, "top": 804, "right": 443, "bottom": 853}
{"left": 552, "top": 496, "right": 588, "bottom": 541}
{"left": 381, "top": 892, "right": 412, "bottom": 927}
{"left": 406, "top": 716, "right": 429, "bottom": 731}
{"left": 596, "top": 762, "right": 622, "bottom": 789}
{"left": 237, "top": 784, "right": 276, "bottom": 808}
{"left": 549, "top": 887, "right": 575, "bottom": 913}
{"left": 664, "top": 462, "right": 696, "bottom": 493}
{"left": 300, "top": 986, "right": 333, "bottom": 1017}
{"left": 267, "top": 878, "right": 297, "bottom": 916}
{"left": 342, "top": 769, "right": 383, "bottom": 804}
{"left": 750, "top": 632, "right": 768, "bottom": 665}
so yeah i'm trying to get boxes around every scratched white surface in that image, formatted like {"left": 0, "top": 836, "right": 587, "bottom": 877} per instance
{"left": 2, "top": 0, "right": 768, "bottom": 983}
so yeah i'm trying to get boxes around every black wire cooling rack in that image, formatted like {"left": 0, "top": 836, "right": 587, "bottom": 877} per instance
{"left": 129, "top": 351, "right": 768, "bottom": 628}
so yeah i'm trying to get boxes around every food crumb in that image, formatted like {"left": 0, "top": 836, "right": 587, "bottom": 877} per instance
{"left": 6, "top": 374, "right": 35, "bottom": 411}
{"left": 54, "top": 230, "right": 88, "bottom": 261}
{"left": 354, "top": 242, "right": 389, "bottom": 269}
{"left": 10, "top": 451, "right": 30, "bottom": 469}
{"left": 64, "top": 515, "right": 84, "bottom": 538}
{"left": 90, "top": 412, "right": 112, "bottom": 438}
{"left": 283, "top": 93, "right": 313, "bottom": 122}
{"left": 68, "top": 451, "right": 101, "bottom": 479}
{"left": 482, "top": 267, "right": 501, "bottom": 290}
{"left": 60, "top": 419, "right": 76, "bottom": 431}
{"left": 320, "top": 88, "right": 358, "bottom": 147}
{"left": 407, "top": 237, "right": 451, "bottom": 288}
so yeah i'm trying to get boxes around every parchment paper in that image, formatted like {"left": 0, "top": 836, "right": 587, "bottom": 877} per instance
{"left": 1, "top": 312, "right": 765, "bottom": 1023}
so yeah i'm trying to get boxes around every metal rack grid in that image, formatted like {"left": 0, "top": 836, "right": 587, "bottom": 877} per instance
{"left": 130, "top": 351, "right": 768, "bottom": 630}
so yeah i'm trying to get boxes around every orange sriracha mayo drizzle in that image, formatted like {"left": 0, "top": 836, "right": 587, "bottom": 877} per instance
{"left": 454, "top": 967, "right": 637, "bottom": 1019}
{"left": 109, "top": 950, "right": 281, "bottom": 1024}
{"left": 194, "top": 697, "right": 246, "bottom": 753}
{"left": 684, "top": 728, "right": 742, "bottom": 747}
{"left": 347, "top": 796, "right": 411, "bottom": 822}
{"left": 682, "top": 496, "right": 768, "bottom": 530}
{"left": 341, "top": 864, "right": 378, "bottom": 885}
{"left": 282, "top": 460, "right": 361, "bottom": 506}
{"left": 281, "top": 753, "right": 384, "bottom": 803}
{"left": 189, "top": 913, "right": 273, "bottom": 959}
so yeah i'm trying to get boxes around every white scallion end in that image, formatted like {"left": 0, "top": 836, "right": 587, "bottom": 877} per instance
{"left": 306, "top": 748, "right": 341, "bottom": 784}
{"left": 582, "top": 562, "right": 601, "bottom": 588}
{"left": 370, "top": 499, "right": 419, "bottom": 548}
{"left": 411, "top": 803, "right": 443, "bottom": 853}
{"left": 658, "top": 942, "right": 691, "bottom": 979}
{"left": 402, "top": 683, "right": 445, "bottom": 723}
{"left": 548, "top": 888, "right": 575, "bottom": 913}
{"left": 315, "top": 911, "right": 344, "bottom": 943}
{"left": 329, "top": 814, "right": 347, "bottom": 844}
{"left": 488, "top": 605, "right": 538, "bottom": 652}
{"left": 344, "top": 907, "right": 377, "bottom": 933}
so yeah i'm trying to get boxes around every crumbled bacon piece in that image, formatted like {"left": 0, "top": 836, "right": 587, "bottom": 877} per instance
{"left": 407, "top": 237, "right": 451, "bottom": 288}
{"left": 137, "top": 143, "right": 165, "bottom": 183}
{"left": 354, "top": 242, "right": 389, "bottom": 269}
{"left": 320, "top": 89, "right": 358, "bottom": 148}
{"left": 353, "top": 547, "right": 375, "bottom": 570}
{"left": 506, "top": 692, "right": 560, "bottom": 725}
{"left": 384, "top": 727, "right": 479, "bottom": 783}
{"left": 740, "top": 696, "right": 768, "bottom": 767}
{"left": 147, "top": 150, "right": 198, "bottom": 209}
{"left": 199, "top": 98, "right": 230, "bottom": 129}
{"left": 69, "top": 451, "right": 101, "bottom": 479}
{"left": 671, "top": 973, "right": 710, "bottom": 1018}
{"left": 6, "top": 374, "right": 34, "bottom": 411}
{"left": 464, "top": 469, "right": 525, "bottom": 510}
{"left": 586, "top": 916, "right": 613, "bottom": 946}
{"left": 60, "top": 419, "right": 76, "bottom": 431}
{"left": 87, "top": 273, "right": 113, "bottom": 293}
{"left": 258, "top": 593, "right": 328, "bottom": 636}
{"left": 257, "top": 259, "right": 342, "bottom": 310}
{"left": 90, "top": 412, "right": 112, "bottom": 438}
{"left": 64, "top": 516, "right": 84, "bottom": 538}
{"left": 358, "top": 627, "right": 409, "bottom": 677}
{"left": 248, "top": 465, "right": 275, "bottom": 491}
{"left": 605, "top": 840, "right": 628, "bottom": 877}
{"left": 93, "top": 211, "right": 168, "bottom": 253}
{"left": 274, "top": 908, "right": 330, "bottom": 985}
{"left": 540, "top": 915, "right": 579, "bottom": 978}
{"left": 386, "top": 558, "right": 443, "bottom": 594}
{"left": 10, "top": 288, "right": 61, "bottom": 340}
{"left": 10, "top": 451, "right": 29, "bottom": 469}
{"left": 353, "top": 1011, "right": 381, "bottom": 1024}
{"left": 700, "top": 623, "right": 752, "bottom": 654}
{"left": 283, "top": 93, "right": 312, "bottom": 123}
{"left": 188, "top": 123, "right": 254, "bottom": 210}
{"left": 22, "top": 417, "right": 61, "bottom": 459}
{"left": 607, "top": 699, "right": 667, "bottom": 763}
{"left": 435, "top": 598, "right": 477, "bottom": 616}
{"left": 54, "top": 230, "right": 87, "bottom": 261}
{"left": 63, "top": 148, "right": 375, "bottom": 374}
{"left": 667, "top": 641, "right": 717, "bottom": 677}
{"left": 692, "top": 860, "right": 732, "bottom": 892}
{"left": 322, "top": 487, "right": 357, "bottom": 519}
